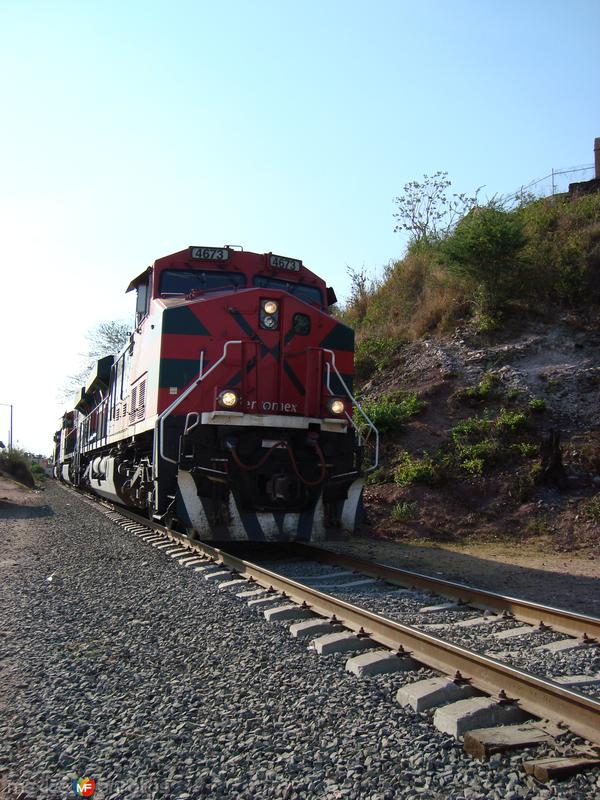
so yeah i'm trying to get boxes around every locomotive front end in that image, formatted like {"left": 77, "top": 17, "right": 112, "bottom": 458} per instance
{"left": 153, "top": 247, "right": 377, "bottom": 541}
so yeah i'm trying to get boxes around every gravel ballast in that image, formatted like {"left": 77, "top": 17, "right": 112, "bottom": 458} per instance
{"left": 1, "top": 482, "right": 599, "bottom": 799}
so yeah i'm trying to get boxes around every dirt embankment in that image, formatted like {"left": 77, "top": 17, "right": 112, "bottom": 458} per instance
{"left": 358, "top": 318, "right": 600, "bottom": 556}
{"left": 0, "top": 474, "right": 44, "bottom": 508}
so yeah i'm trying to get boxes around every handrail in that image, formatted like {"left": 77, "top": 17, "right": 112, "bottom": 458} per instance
{"left": 154, "top": 341, "right": 242, "bottom": 472}
{"left": 323, "top": 349, "right": 379, "bottom": 471}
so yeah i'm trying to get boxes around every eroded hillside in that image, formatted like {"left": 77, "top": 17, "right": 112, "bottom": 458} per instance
{"left": 344, "top": 189, "right": 600, "bottom": 554}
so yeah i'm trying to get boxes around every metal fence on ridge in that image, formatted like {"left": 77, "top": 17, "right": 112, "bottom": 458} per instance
{"left": 505, "top": 164, "right": 595, "bottom": 206}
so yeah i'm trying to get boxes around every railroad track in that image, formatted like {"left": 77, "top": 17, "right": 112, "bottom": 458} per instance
{"left": 69, "top": 487, "right": 600, "bottom": 777}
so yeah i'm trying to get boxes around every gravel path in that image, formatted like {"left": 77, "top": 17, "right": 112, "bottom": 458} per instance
{"left": 1, "top": 482, "right": 599, "bottom": 799}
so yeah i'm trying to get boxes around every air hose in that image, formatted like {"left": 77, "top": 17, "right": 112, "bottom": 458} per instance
{"left": 228, "top": 439, "right": 327, "bottom": 487}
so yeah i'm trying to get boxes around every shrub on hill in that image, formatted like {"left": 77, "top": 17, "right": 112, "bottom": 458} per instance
{"left": 355, "top": 391, "right": 424, "bottom": 434}
{"left": 442, "top": 202, "right": 528, "bottom": 312}
{"left": 0, "top": 450, "right": 36, "bottom": 488}
{"left": 516, "top": 193, "right": 600, "bottom": 305}
{"left": 341, "top": 191, "right": 600, "bottom": 357}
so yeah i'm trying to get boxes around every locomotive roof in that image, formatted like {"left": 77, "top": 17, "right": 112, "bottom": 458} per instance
{"left": 126, "top": 246, "right": 326, "bottom": 293}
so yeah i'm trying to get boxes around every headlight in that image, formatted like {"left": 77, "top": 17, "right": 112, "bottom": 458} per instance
{"left": 263, "top": 299, "right": 278, "bottom": 315}
{"left": 327, "top": 398, "right": 345, "bottom": 416}
{"left": 217, "top": 389, "right": 239, "bottom": 409}
{"left": 260, "top": 298, "right": 280, "bottom": 330}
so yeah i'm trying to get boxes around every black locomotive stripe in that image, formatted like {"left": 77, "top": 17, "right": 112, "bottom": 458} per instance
{"left": 327, "top": 371, "right": 354, "bottom": 395}
{"left": 163, "top": 306, "right": 211, "bottom": 336}
{"left": 159, "top": 358, "right": 201, "bottom": 388}
{"left": 283, "top": 359, "right": 305, "bottom": 396}
{"left": 319, "top": 322, "right": 354, "bottom": 352}
{"left": 296, "top": 503, "right": 317, "bottom": 541}
{"left": 229, "top": 308, "right": 257, "bottom": 340}
{"left": 222, "top": 370, "right": 242, "bottom": 389}
{"left": 272, "top": 512, "right": 291, "bottom": 542}
{"left": 238, "top": 509, "right": 266, "bottom": 541}
{"left": 229, "top": 309, "right": 280, "bottom": 362}
{"left": 284, "top": 326, "right": 296, "bottom": 345}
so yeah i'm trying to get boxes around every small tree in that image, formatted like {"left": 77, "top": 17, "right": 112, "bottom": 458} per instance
{"left": 342, "top": 265, "right": 380, "bottom": 326}
{"left": 85, "top": 320, "right": 130, "bottom": 359}
{"left": 59, "top": 320, "right": 130, "bottom": 402}
{"left": 442, "top": 202, "right": 528, "bottom": 310}
{"left": 393, "top": 171, "right": 480, "bottom": 246}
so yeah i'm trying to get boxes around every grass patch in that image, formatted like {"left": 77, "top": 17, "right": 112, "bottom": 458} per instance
{"left": 390, "top": 501, "right": 418, "bottom": 522}
{"left": 457, "top": 372, "right": 501, "bottom": 403}
{"left": 356, "top": 391, "right": 424, "bottom": 434}
{"left": 365, "top": 468, "right": 384, "bottom": 486}
{"left": 528, "top": 398, "right": 546, "bottom": 413}
{"left": 394, "top": 451, "right": 438, "bottom": 486}
{"left": 496, "top": 408, "right": 528, "bottom": 433}
{"left": 524, "top": 515, "right": 551, "bottom": 536}
{"left": 449, "top": 409, "right": 536, "bottom": 476}
{"left": 582, "top": 495, "right": 600, "bottom": 522}
{"left": 512, "top": 442, "right": 539, "bottom": 458}
{"left": 354, "top": 335, "right": 406, "bottom": 380}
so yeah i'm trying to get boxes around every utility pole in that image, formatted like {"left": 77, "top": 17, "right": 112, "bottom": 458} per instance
{"left": 0, "top": 403, "right": 13, "bottom": 451}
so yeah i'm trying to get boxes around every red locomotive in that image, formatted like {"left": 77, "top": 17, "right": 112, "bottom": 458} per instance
{"left": 53, "top": 246, "right": 378, "bottom": 541}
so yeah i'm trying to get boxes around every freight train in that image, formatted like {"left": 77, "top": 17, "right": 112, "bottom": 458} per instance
{"left": 53, "top": 245, "right": 378, "bottom": 541}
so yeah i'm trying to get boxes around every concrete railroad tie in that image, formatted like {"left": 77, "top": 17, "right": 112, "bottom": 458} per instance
{"left": 264, "top": 604, "right": 314, "bottom": 622}
{"left": 218, "top": 578, "right": 248, "bottom": 590}
{"left": 346, "top": 650, "right": 418, "bottom": 678}
{"left": 289, "top": 619, "right": 345, "bottom": 639}
{"left": 433, "top": 697, "right": 529, "bottom": 738}
{"left": 310, "top": 631, "right": 378, "bottom": 656}
{"left": 204, "top": 570, "right": 232, "bottom": 581}
{"left": 397, "top": 676, "right": 479, "bottom": 713}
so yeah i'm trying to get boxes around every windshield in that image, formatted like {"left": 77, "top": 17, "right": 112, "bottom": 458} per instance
{"left": 253, "top": 276, "right": 323, "bottom": 308}
{"left": 160, "top": 269, "right": 246, "bottom": 295}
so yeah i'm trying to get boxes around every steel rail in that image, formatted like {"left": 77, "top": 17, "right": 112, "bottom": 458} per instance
{"left": 290, "top": 542, "right": 600, "bottom": 642}
{"left": 101, "top": 505, "right": 600, "bottom": 746}
{"left": 67, "top": 491, "right": 600, "bottom": 747}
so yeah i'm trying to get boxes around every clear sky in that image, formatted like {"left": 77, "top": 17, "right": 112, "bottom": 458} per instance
{"left": 0, "top": 0, "right": 598, "bottom": 455}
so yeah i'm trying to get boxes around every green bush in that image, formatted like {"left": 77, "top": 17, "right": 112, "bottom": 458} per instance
{"left": 582, "top": 495, "right": 600, "bottom": 522}
{"left": 365, "top": 468, "right": 384, "bottom": 486}
{"left": 0, "top": 449, "right": 37, "bottom": 488}
{"left": 450, "top": 410, "right": 534, "bottom": 476}
{"left": 529, "top": 398, "right": 546, "bottom": 413}
{"left": 355, "top": 391, "right": 424, "bottom": 434}
{"left": 513, "top": 463, "right": 543, "bottom": 501}
{"left": 455, "top": 438, "right": 502, "bottom": 475}
{"left": 496, "top": 408, "right": 528, "bottom": 433}
{"left": 459, "top": 372, "right": 501, "bottom": 403}
{"left": 451, "top": 414, "right": 493, "bottom": 444}
{"left": 512, "top": 441, "right": 539, "bottom": 458}
{"left": 516, "top": 193, "right": 600, "bottom": 305}
{"left": 394, "top": 451, "right": 437, "bottom": 486}
{"left": 354, "top": 335, "right": 405, "bottom": 379}
{"left": 30, "top": 463, "right": 47, "bottom": 480}
{"left": 390, "top": 500, "right": 418, "bottom": 521}
{"left": 442, "top": 202, "right": 528, "bottom": 310}
{"left": 460, "top": 457, "right": 485, "bottom": 476}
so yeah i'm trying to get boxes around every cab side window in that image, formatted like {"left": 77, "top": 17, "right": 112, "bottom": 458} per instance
{"left": 135, "top": 274, "right": 152, "bottom": 326}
